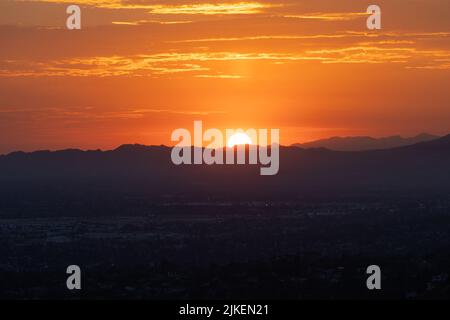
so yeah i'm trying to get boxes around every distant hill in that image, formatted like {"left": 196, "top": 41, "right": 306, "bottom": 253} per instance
{"left": 0, "top": 134, "right": 449, "bottom": 204}
{"left": 292, "top": 133, "right": 439, "bottom": 151}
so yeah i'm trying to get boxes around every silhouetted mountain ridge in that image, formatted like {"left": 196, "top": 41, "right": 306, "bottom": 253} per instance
{"left": 0, "top": 134, "right": 449, "bottom": 201}
{"left": 292, "top": 133, "right": 440, "bottom": 151}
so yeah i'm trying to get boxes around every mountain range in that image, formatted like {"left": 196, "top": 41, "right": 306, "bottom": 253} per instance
{"left": 0, "top": 134, "right": 449, "bottom": 203}
{"left": 292, "top": 133, "right": 439, "bottom": 151}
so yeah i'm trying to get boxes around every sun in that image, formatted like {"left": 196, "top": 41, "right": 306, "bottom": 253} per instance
{"left": 227, "top": 132, "right": 253, "bottom": 148}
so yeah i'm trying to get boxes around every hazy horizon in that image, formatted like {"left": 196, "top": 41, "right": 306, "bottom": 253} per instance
{"left": 0, "top": 131, "right": 446, "bottom": 155}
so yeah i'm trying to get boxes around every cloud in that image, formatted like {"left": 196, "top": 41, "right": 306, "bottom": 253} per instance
{"left": 0, "top": 52, "right": 324, "bottom": 77}
{"left": 3, "top": 46, "right": 449, "bottom": 78}
{"left": 195, "top": 74, "right": 244, "bottom": 79}
{"left": 15, "top": 0, "right": 277, "bottom": 14}
{"left": 283, "top": 12, "right": 368, "bottom": 21}
{"left": 0, "top": 106, "right": 227, "bottom": 121}
{"left": 168, "top": 33, "right": 362, "bottom": 44}
{"left": 169, "top": 31, "right": 450, "bottom": 44}
{"left": 1, "top": 25, "right": 449, "bottom": 77}
{"left": 146, "top": 2, "right": 277, "bottom": 15}
{"left": 112, "top": 20, "right": 193, "bottom": 25}
{"left": 406, "top": 64, "right": 450, "bottom": 70}
{"left": 0, "top": 55, "right": 211, "bottom": 77}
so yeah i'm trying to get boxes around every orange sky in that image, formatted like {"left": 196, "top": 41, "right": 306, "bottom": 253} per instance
{"left": 0, "top": 0, "right": 449, "bottom": 153}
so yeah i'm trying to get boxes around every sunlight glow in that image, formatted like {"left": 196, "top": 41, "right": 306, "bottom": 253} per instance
{"left": 227, "top": 132, "right": 253, "bottom": 148}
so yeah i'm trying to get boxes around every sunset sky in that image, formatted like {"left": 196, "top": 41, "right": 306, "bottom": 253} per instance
{"left": 0, "top": 0, "right": 449, "bottom": 153}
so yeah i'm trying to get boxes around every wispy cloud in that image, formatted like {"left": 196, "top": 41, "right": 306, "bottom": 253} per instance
{"left": 1, "top": 24, "right": 449, "bottom": 77}
{"left": 15, "top": 0, "right": 277, "bottom": 14}
{"left": 168, "top": 33, "right": 362, "bottom": 44}
{"left": 195, "top": 74, "right": 244, "bottom": 79}
{"left": 112, "top": 20, "right": 193, "bottom": 26}
{"left": 283, "top": 12, "right": 368, "bottom": 21}
{"left": 0, "top": 106, "right": 227, "bottom": 120}
{"left": 169, "top": 31, "right": 450, "bottom": 44}
{"left": 146, "top": 2, "right": 277, "bottom": 15}
{"left": 130, "top": 108, "right": 228, "bottom": 116}
{"left": 0, "top": 52, "right": 325, "bottom": 77}
{"left": 306, "top": 46, "right": 413, "bottom": 64}
{"left": 2, "top": 44, "right": 449, "bottom": 78}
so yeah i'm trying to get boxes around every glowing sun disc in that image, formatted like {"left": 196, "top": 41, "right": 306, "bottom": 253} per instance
{"left": 227, "top": 132, "right": 253, "bottom": 148}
